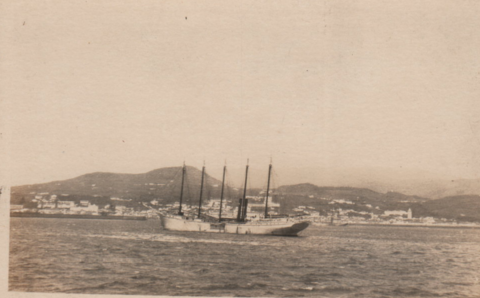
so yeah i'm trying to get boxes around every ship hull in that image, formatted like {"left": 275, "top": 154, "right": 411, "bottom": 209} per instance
{"left": 160, "top": 215, "right": 310, "bottom": 236}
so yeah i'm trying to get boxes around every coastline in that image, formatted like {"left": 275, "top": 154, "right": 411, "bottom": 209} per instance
{"left": 10, "top": 213, "right": 480, "bottom": 228}
{"left": 10, "top": 212, "right": 147, "bottom": 221}
{"left": 343, "top": 222, "right": 480, "bottom": 229}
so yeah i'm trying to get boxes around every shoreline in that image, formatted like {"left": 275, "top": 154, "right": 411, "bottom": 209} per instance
{"left": 10, "top": 214, "right": 480, "bottom": 229}
{"left": 10, "top": 212, "right": 147, "bottom": 221}
{"left": 342, "top": 222, "right": 480, "bottom": 229}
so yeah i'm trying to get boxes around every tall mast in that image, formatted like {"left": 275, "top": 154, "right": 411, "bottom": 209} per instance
{"left": 218, "top": 161, "right": 226, "bottom": 222}
{"left": 178, "top": 162, "right": 186, "bottom": 215}
{"left": 197, "top": 162, "right": 206, "bottom": 218}
{"left": 264, "top": 161, "right": 272, "bottom": 218}
{"left": 242, "top": 159, "right": 249, "bottom": 203}
{"left": 238, "top": 159, "right": 249, "bottom": 221}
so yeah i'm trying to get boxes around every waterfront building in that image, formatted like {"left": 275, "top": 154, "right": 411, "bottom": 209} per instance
{"left": 37, "top": 201, "right": 56, "bottom": 209}
{"left": 71, "top": 202, "right": 99, "bottom": 214}
{"left": 57, "top": 201, "right": 75, "bottom": 209}
{"left": 384, "top": 210, "right": 408, "bottom": 217}
{"left": 79, "top": 200, "right": 90, "bottom": 207}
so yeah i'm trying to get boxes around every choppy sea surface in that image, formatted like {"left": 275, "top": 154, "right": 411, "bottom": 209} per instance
{"left": 9, "top": 218, "right": 480, "bottom": 297}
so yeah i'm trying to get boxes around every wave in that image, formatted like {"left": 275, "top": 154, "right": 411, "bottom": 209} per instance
{"left": 85, "top": 233, "right": 263, "bottom": 246}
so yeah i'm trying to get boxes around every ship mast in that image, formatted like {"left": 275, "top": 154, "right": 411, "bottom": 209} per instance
{"left": 242, "top": 159, "right": 249, "bottom": 202}
{"left": 264, "top": 161, "right": 272, "bottom": 218}
{"left": 178, "top": 162, "right": 186, "bottom": 215}
{"left": 237, "top": 159, "right": 249, "bottom": 222}
{"left": 197, "top": 161, "right": 206, "bottom": 218}
{"left": 218, "top": 161, "right": 226, "bottom": 222}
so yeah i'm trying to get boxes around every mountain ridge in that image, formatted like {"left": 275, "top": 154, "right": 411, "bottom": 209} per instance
{"left": 10, "top": 167, "right": 480, "bottom": 222}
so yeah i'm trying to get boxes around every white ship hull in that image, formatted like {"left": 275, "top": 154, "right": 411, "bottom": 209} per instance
{"left": 160, "top": 214, "right": 310, "bottom": 236}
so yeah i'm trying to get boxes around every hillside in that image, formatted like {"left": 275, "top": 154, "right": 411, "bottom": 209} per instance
{"left": 11, "top": 167, "right": 480, "bottom": 222}
{"left": 274, "top": 183, "right": 480, "bottom": 222}
{"left": 275, "top": 183, "right": 429, "bottom": 216}
{"left": 11, "top": 166, "right": 229, "bottom": 206}
{"left": 419, "top": 195, "right": 480, "bottom": 222}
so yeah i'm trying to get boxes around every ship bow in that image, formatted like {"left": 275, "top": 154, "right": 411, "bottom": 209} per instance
{"left": 270, "top": 221, "right": 311, "bottom": 236}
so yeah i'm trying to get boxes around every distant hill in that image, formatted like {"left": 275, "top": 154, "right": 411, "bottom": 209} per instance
{"left": 418, "top": 195, "right": 480, "bottom": 222}
{"left": 275, "top": 183, "right": 480, "bottom": 222}
{"left": 11, "top": 166, "right": 229, "bottom": 206}
{"left": 275, "top": 183, "right": 428, "bottom": 215}
{"left": 10, "top": 167, "right": 480, "bottom": 222}
{"left": 280, "top": 182, "right": 427, "bottom": 199}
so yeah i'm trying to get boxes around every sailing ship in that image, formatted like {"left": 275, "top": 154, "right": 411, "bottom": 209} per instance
{"left": 159, "top": 161, "right": 310, "bottom": 236}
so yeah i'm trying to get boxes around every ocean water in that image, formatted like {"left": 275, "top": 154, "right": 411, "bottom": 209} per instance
{"left": 9, "top": 218, "right": 480, "bottom": 297}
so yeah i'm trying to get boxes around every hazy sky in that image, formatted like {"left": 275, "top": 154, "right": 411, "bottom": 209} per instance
{"left": 2, "top": 0, "right": 480, "bottom": 186}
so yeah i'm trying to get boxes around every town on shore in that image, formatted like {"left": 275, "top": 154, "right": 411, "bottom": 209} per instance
{"left": 10, "top": 191, "right": 480, "bottom": 228}
{"left": 9, "top": 166, "right": 480, "bottom": 228}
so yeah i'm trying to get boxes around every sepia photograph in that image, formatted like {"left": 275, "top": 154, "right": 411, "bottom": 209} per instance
{"left": 1, "top": 1, "right": 480, "bottom": 297}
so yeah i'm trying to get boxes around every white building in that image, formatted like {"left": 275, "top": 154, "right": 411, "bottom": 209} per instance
{"left": 71, "top": 202, "right": 99, "bottom": 213}
{"left": 329, "top": 199, "right": 354, "bottom": 205}
{"left": 37, "top": 201, "right": 56, "bottom": 209}
{"left": 307, "top": 211, "right": 320, "bottom": 217}
{"left": 57, "top": 201, "right": 76, "bottom": 209}
{"left": 79, "top": 200, "right": 90, "bottom": 207}
{"left": 384, "top": 210, "right": 408, "bottom": 217}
